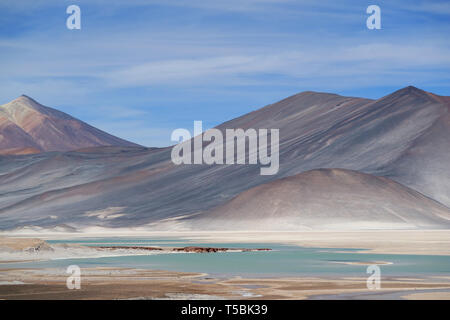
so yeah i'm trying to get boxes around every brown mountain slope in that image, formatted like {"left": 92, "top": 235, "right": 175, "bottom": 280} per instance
{"left": 0, "top": 86, "right": 448, "bottom": 230}
{"left": 178, "top": 169, "right": 450, "bottom": 231}
{"left": 0, "top": 95, "right": 140, "bottom": 153}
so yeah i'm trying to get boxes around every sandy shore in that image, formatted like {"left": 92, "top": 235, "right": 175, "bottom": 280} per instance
{"left": 0, "top": 236, "right": 273, "bottom": 263}
{"left": 0, "top": 236, "right": 52, "bottom": 251}
{"left": 153, "top": 230, "right": 450, "bottom": 256}
{"left": 403, "top": 291, "right": 450, "bottom": 300}
{"left": 2, "top": 230, "right": 450, "bottom": 256}
{"left": 1, "top": 267, "right": 450, "bottom": 300}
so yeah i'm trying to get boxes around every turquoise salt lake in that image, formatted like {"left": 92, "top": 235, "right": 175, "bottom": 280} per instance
{"left": 2, "top": 238, "right": 449, "bottom": 277}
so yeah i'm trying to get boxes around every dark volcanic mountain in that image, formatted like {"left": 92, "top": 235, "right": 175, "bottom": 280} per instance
{"left": 0, "top": 95, "right": 139, "bottom": 154}
{"left": 0, "top": 86, "right": 448, "bottom": 231}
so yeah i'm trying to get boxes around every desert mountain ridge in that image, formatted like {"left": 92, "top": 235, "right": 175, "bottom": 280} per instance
{"left": 0, "top": 95, "right": 140, "bottom": 154}
{"left": 0, "top": 86, "right": 449, "bottom": 231}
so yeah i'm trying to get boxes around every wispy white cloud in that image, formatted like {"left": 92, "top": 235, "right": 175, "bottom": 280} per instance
{"left": 103, "top": 41, "right": 450, "bottom": 87}
{"left": 403, "top": 1, "right": 450, "bottom": 15}
{"left": 1, "top": 0, "right": 449, "bottom": 146}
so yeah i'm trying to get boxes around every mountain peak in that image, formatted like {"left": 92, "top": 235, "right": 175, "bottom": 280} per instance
{"left": 1, "top": 95, "right": 50, "bottom": 125}
{"left": 11, "top": 94, "right": 38, "bottom": 105}
{"left": 375, "top": 86, "right": 444, "bottom": 106}
{"left": 0, "top": 96, "right": 140, "bottom": 153}
{"left": 390, "top": 85, "right": 429, "bottom": 98}
{"left": 18, "top": 94, "right": 33, "bottom": 100}
{"left": 2, "top": 94, "right": 43, "bottom": 113}
{"left": 404, "top": 85, "right": 421, "bottom": 90}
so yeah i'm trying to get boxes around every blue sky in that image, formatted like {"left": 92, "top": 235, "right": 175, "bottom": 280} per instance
{"left": 1, "top": 0, "right": 450, "bottom": 147}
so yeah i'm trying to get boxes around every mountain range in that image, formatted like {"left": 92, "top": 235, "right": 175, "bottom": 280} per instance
{"left": 0, "top": 86, "right": 448, "bottom": 231}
